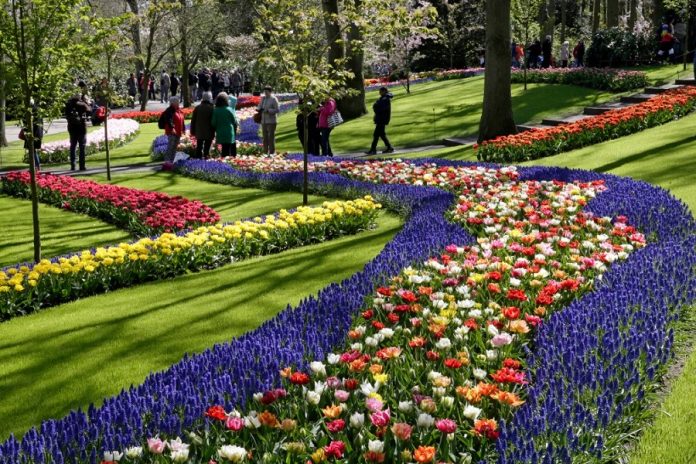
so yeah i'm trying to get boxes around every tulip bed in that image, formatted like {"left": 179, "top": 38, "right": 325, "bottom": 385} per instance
{"left": 2, "top": 153, "right": 692, "bottom": 464}
{"left": 22, "top": 119, "right": 140, "bottom": 165}
{"left": 113, "top": 98, "right": 264, "bottom": 124}
{"left": 510, "top": 67, "right": 648, "bottom": 92}
{"left": 476, "top": 86, "right": 696, "bottom": 163}
{"left": 0, "top": 171, "right": 221, "bottom": 236}
{"left": 0, "top": 196, "right": 380, "bottom": 321}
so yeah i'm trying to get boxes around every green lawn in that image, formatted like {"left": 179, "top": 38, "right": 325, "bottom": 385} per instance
{"left": 398, "top": 112, "right": 696, "bottom": 464}
{"left": 0, "top": 196, "right": 131, "bottom": 267}
{"left": 0, "top": 172, "right": 332, "bottom": 267}
{"left": 0, "top": 123, "right": 159, "bottom": 172}
{"left": 275, "top": 76, "right": 615, "bottom": 154}
{"left": 638, "top": 63, "right": 694, "bottom": 85}
{"left": 0, "top": 184, "right": 402, "bottom": 441}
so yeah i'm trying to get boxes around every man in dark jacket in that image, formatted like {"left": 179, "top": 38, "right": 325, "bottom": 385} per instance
{"left": 367, "top": 87, "right": 394, "bottom": 155}
{"left": 64, "top": 90, "right": 92, "bottom": 171}
{"left": 542, "top": 35, "right": 552, "bottom": 68}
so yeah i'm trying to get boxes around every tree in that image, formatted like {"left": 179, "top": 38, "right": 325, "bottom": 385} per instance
{"left": 175, "top": 0, "right": 226, "bottom": 107}
{"left": 437, "top": 0, "right": 468, "bottom": 69}
{"left": 366, "top": 0, "right": 438, "bottom": 94}
{"left": 607, "top": 0, "right": 621, "bottom": 27}
{"left": 0, "top": 0, "right": 93, "bottom": 262}
{"left": 255, "top": 0, "right": 353, "bottom": 205}
{"left": 513, "top": 0, "right": 544, "bottom": 90}
{"left": 124, "top": 0, "right": 184, "bottom": 111}
{"left": 592, "top": 0, "right": 602, "bottom": 34}
{"left": 478, "top": 0, "right": 518, "bottom": 143}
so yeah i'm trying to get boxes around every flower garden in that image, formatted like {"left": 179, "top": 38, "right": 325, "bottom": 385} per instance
{"left": 0, "top": 145, "right": 693, "bottom": 463}
{"left": 510, "top": 68, "right": 648, "bottom": 92}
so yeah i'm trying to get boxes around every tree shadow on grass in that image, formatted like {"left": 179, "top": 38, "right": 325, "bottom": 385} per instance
{"left": 0, "top": 216, "right": 402, "bottom": 440}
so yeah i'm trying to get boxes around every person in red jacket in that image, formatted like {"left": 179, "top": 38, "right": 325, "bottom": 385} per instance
{"left": 317, "top": 97, "right": 337, "bottom": 156}
{"left": 163, "top": 96, "right": 185, "bottom": 162}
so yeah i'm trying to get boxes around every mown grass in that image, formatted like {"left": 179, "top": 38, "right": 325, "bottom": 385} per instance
{"left": 0, "top": 183, "right": 402, "bottom": 440}
{"left": 274, "top": 76, "right": 615, "bottom": 154}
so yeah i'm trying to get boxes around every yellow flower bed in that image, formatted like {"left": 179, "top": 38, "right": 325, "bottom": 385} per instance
{"left": 0, "top": 197, "right": 381, "bottom": 320}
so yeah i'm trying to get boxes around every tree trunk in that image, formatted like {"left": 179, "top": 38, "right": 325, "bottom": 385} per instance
{"left": 628, "top": 0, "right": 638, "bottom": 30}
{"left": 607, "top": 0, "right": 619, "bottom": 27}
{"left": 561, "top": 0, "right": 568, "bottom": 43}
{"left": 302, "top": 112, "right": 309, "bottom": 206}
{"left": 322, "top": 0, "right": 344, "bottom": 66}
{"left": 337, "top": 0, "right": 367, "bottom": 120}
{"left": 478, "top": 0, "right": 517, "bottom": 143}
{"left": 0, "top": 57, "right": 7, "bottom": 148}
{"left": 541, "top": 0, "right": 556, "bottom": 40}
{"left": 125, "top": 0, "right": 144, "bottom": 74}
{"left": 24, "top": 105, "right": 41, "bottom": 263}
{"left": 592, "top": 0, "right": 601, "bottom": 35}
{"left": 180, "top": 0, "right": 191, "bottom": 107}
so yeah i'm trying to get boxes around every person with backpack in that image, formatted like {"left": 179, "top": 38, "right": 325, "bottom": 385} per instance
{"left": 160, "top": 71, "right": 170, "bottom": 103}
{"left": 366, "top": 87, "right": 394, "bottom": 155}
{"left": 64, "top": 92, "right": 92, "bottom": 171}
{"left": 159, "top": 96, "right": 185, "bottom": 162}
{"left": 317, "top": 97, "right": 337, "bottom": 157}
{"left": 211, "top": 92, "right": 239, "bottom": 158}
{"left": 190, "top": 92, "right": 215, "bottom": 159}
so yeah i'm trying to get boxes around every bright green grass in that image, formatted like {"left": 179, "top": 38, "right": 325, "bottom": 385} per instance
{"left": 0, "top": 172, "right": 331, "bottom": 267}
{"left": 637, "top": 63, "right": 694, "bottom": 85}
{"left": 88, "top": 171, "right": 329, "bottom": 223}
{"left": 398, "top": 112, "right": 696, "bottom": 463}
{"left": 274, "top": 76, "right": 614, "bottom": 154}
{"left": 0, "top": 195, "right": 131, "bottom": 267}
{"left": 0, "top": 210, "right": 402, "bottom": 440}
{"left": 0, "top": 123, "right": 159, "bottom": 172}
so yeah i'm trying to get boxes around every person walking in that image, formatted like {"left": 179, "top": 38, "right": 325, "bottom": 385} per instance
{"left": 189, "top": 71, "right": 198, "bottom": 102}
{"left": 542, "top": 35, "right": 552, "bottom": 68}
{"left": 64, "top": 92, "right": 92, "bottom": 171}
{"left": 171, "top": 73, "right": 180, "bottom": 98}
{"left": 22, "top": 102, "right": 43, "bottom": 170}
{"left": 317, "top": 97, "right": 337, "bottom": 156}
{"left": 148, "top": 77, "right": 156, "bottom": 101}
{"left": 126, "top": 73, "right": 138, "bottom": 108}
{"left": 257, "top": 85, "right": 280, "bottom": 155}
{"left": 231, "top": 70, "right": 243, "bottom": 97}
{"left": 160, "top": 71, "right": 170, "bottom": 103}
{"left": 190, "top": 91, "right": 215, "bottom": 159}
{"left": 211, "top": 92, "right": 239, "bottom": 158}
{"left": 573, "top": 40, "right": 585, "bottom": 67}
{"left": 560, "top": 41, "right": 570, "bottom": 68}
{"left": 366, "top": 87, "right": 394, "bottom": 155}
{"left": 162, "top": 96, "right": 185, "bottom": 162}
{"left": 528, "top": 40, "right": 542, "bottom": 68}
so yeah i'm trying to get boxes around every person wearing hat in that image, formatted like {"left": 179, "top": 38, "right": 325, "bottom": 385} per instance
{"left": 257, "top": 85, "right": 280, "bottom": 155}
{"left": 366, "top": 87, "right": 394, "bottom": 155}
{"left": 190, "top": 91, "right": 216, "bottom": 159}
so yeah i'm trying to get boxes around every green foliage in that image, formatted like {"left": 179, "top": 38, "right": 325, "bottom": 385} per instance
{"left": 254, "top": 0, "right": 354, "bottom": 115}
{"left": 586, "top": 28, "right": 655, "bottom": 67}
{"left": 0, "top": 0, "right": 94, "bottom": 120}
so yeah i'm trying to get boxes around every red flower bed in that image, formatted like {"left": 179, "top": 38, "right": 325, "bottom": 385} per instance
{"left": 114, "top": 98, "right": 259, "bottom": 124}
{"left": 112, "top": 108, "right": 194, "bottom": 124}
{"left": 1, "top": 172, "right": 220, "bottom": 236}
{"left": 476, "top": 87, "right": 696, "bottom": 162}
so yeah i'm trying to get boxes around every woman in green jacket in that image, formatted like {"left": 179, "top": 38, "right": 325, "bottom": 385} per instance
{"left": 211, "top": 92, "right": 239, "bottom": 157}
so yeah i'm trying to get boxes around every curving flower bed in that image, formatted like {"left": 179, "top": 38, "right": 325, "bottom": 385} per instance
{"left": 510, "top": 67, "right": 648, "bottom": 92}
{"left": 0, "top": 172, "right": 220, "bottom": 237}
{"left": 23, "top": 119, "right": 140, "bottom": 165}
{"left": 0, "top": 156, "right": 693, "bottom": 464}
{"left": 0, "top": 197, "right": 380, "bottom": 321}
{"left": 476, "top": 87, "right": 696, "bottom": 163}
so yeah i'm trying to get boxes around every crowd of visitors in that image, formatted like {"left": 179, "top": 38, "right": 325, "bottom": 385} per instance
{"left": 512, "top": 37, "right": 585, "bottom": 69}
{"left": 125, "top": 68, "right": 247, "bottom": 108}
